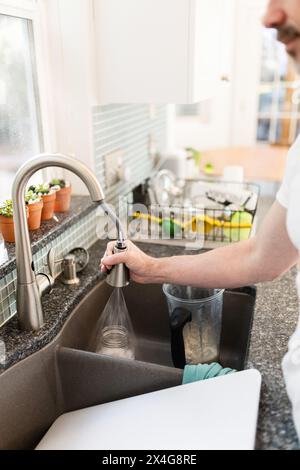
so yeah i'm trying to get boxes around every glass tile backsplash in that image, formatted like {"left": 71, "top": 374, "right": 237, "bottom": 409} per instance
{"left": 93, "top": 104, "right": 167, "bottom": 203}
{"left": 0, "top": 209, "right": 99, "bottom": 327}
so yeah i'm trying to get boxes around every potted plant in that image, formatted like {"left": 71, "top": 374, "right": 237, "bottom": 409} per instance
{"left": 0, "top": 200, "right": 15, "bottom": 243}
{"left": 28, "top": 183, "right": 56, "bottom": 221}
{"left": 185, "top": 147, "right": 215, "bottom": 178}
{"left": 49, "top": 178, "right": 72, "bottom": 213}
{"left": 25, "top": 191, "right": 43, "bottom": 231}
{"left": 185, "top": 147, "right": 202, "bottom": 178}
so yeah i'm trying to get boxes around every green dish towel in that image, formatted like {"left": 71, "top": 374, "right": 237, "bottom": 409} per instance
{"left": 182, "top": 363, "right": 236, "bottom": 384}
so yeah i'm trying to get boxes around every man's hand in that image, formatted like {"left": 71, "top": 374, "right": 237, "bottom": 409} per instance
{"left": 100, "top": 240, "right": 158, "bottom": 284}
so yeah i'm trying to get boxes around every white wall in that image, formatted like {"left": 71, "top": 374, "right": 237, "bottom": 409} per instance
{"left": 231, "top": 0, "right": 268, "bottom": 146}
{"left": 171, "top": 0, "right": 237, "bottom": 151}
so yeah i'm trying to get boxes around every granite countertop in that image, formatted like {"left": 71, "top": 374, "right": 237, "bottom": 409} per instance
{"left": 0, "top": 239, "right": 106, "bottom": 370}
{"left": 0, "top": 195, "right": 96, "bottom": 277}
{"left": 248, "top": 267, "right": 300, "bottom": 450}
{"left": 0, "top": 238, "right": 299, "bottom": 450}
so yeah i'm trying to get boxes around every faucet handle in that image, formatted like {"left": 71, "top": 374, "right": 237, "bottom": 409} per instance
{"left": 36, "top": 273, "right": 54, "bottom": 297}
{"left": 47, "top": 248, "right": 64, "bottom": 279}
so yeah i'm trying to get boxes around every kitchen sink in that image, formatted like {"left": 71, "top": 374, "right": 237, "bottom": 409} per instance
{"left": 85, "top": 282, "right": 256, "bottom": 371}
{"left": 0, "top": 280, "right": 256, "bottom": 449}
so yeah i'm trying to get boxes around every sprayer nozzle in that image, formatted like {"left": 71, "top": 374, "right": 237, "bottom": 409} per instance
{"left": 105, "top": 243, "right": 130, "bottom": 288}
{"left": 116, "top": 240, "right": 126, "bottom": 250}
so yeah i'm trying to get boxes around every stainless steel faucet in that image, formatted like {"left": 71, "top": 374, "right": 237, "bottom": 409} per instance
{"left": 12, "top": 153, "right": 127, "bottom": 332}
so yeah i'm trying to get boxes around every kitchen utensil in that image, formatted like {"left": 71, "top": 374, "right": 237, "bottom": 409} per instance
{"left": 95, "top": 288, "right": 135, "bottom": 360}
{"left": 152, "top": 170, "right": 183, "bottom": 206}
{"left": 163, "top": 284, "right": 224, "bottom": 367}
{"left": 106, "top": 241, "right": 130, "bottom": 288}
{"left": 132, "top": 212, "right": 252, "bottom": 229}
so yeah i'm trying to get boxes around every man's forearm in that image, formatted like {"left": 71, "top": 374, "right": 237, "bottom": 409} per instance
{"left": 146, "top": 202, "right": 299, "bottom": 288}
{"left": 149, "top": 239, "right": 263, "bottom": 288}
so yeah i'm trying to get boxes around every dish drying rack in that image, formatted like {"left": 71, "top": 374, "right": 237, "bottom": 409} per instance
{"left": 128, "top": 177, "right": 260, "bottom": 249}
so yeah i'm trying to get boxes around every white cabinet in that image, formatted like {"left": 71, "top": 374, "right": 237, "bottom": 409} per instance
{"left": 94, "top": 0, "right": 224, "bottom": 104}
{"left": 231, "top": 0, "right": 268, "bottom": 146}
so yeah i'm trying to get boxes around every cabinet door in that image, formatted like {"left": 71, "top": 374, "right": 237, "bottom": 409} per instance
{"left": 232, "top": 0, "right": 268, "bottom": 145}
{"left": 94, "top": 0, "right": 223, "bottom": 104}
{"left": 190, "top": 0, "right": 223, "bottom": 102}
{"left": 173, "top": 0, "right": 236, "bottom": 151}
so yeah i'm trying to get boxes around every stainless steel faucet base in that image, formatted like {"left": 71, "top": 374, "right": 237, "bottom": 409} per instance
{"left": 17, "top": 283, "right": 44, "bottom": 331}
{"left": 12, "top": 153, "right": 106, "bottom": 332}
{"left": 12, "top": 153, "right": 128, "bottom": 331}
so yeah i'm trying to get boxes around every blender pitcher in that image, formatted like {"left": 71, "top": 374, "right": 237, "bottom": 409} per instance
{"left": 163, "top": 285, "right": 225, "bottom": 368}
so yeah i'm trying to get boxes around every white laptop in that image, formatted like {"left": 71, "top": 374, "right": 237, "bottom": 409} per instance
{"left": 36, "top": 369, "right": 261, "bottom": 451}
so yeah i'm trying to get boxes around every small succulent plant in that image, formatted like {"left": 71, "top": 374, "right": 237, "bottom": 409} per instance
{"left": 49, "top": 178, "right": 67, "bottom": 189}
{"left": 25, "top": 190, "right": 42, "bottom": 205}
{"left": 0, "top": 200, "right": 14, "bottom": 218}
{"left": 28, "top": 183, "right": 52, "bottom": 195}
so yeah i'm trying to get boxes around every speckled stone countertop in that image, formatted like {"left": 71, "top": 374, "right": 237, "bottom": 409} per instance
{"left": 0, "top": 238, "right": 299, "bottom": 450}
{"left": 0, "top": 240, "right": 105, "bottom": 371}
{"left": 248, "top": 267, "right": 300, "bottom": 450}
{"left": 0, "top": 195, "right": 96, "bottom": 277}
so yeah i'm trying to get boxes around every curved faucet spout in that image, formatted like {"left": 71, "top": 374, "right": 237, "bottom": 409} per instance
{"left": 12, "top": 153, "right": 105, "bottom": 331}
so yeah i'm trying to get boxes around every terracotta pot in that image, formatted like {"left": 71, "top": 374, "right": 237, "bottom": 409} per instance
{"left": 0, "top": 207, "right": 29, "bottom": 243}
{"left": 41, "top": 192, "right": 56, "bottom": 221}
{"left": 0, "top": 215, "right": 15, "bottom": 243}
{"left": 27, "top": 200, "right": 43, "bottom": 231}
{"left": 54, "top": 185, "right": 72, "bottom": 213}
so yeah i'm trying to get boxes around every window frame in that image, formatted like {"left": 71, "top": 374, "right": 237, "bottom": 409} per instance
{"left": 0, "top": 1, "right": 36, "bottom": 19}
{"left": 256, "top": 27, "right": 300, "bottom": 146}
{"left": 0, "top": 0, "right": 57, "bottom": 185}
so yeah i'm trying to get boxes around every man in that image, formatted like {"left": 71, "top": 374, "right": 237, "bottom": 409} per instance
{"left": 101, "top": 0, "right": 300, "bottom": 438}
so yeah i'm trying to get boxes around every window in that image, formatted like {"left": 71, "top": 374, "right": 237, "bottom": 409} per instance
{"left": 0, "top": 12, "right": 42, "bottom": 198}
{"left": 256, "top": 27, "right": 300, "bottom": 146}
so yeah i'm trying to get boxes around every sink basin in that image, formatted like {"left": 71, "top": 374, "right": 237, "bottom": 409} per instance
{"left": 87, "top": 283, "right": 256, "bottom": 371}
{"left": 55, "top": 283, "right": 255, "bottom": 414}
{"left": 0, "top": 280, "right": 256, "bottom": 449}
